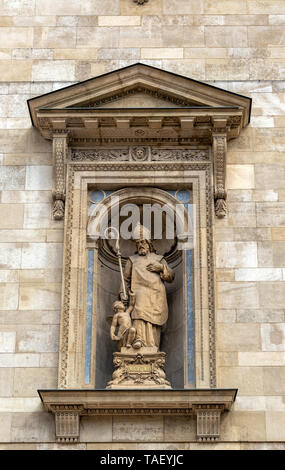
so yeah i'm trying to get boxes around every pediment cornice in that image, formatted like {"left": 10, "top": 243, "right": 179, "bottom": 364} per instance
{"left": 28, "top": 63, "right": 251, "bottom": 140}
{"left": 27, "top": 64, "right": 252, "bottom": 220}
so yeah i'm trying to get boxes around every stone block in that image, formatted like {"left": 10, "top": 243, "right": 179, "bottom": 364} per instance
{"left": 80, "top": 416, "right": 112, "bottom": 442}
{"left": 39, "top": 353, "right": 58, "bottom": 368}
{"left": 266, "top": 412, "right": 285, "bottom": 441}
{"left": 0, "top": 28, "right": 33, "bottom": 48}
{"left": 0, "top": 271, "right": 18, "bottom": 282}
{"left": 234, "top": 396, "right": 266, "bottom": 411}
{"left": 98, "top": 48, "right": 139, "bottom": 60}
{"left": 261, "top": 323, "right": 285, "bottom": 351}
{"left": 263, "top": 367, "right": 285, "bottom": 395}
{"left": 162, "top": 26, "right": 205, "bottom": 47}
{"left": 16, "top": 324, "right": 59, "bottom": 352}
{"left": 272, "top": 228, "right": 285, "bottom": 240}
{"left": 81, "top": 0, "right": 120, "bottom": 15}
{"left": 227, "top": 165, "right": 255, "bottom": 189}
{"left": 235, "top": 268, "right": 282, "bottom": 281}
{"left": 77, "top": 27, "right": 120, "bottom": 48}
{"left": 184, "top": 48, "right": 227, "bottom": 59}
{"left": 269, "top": 15, "right": 285, "bottom": 25}
{"left": 32, "top": 60, "right": 75, "bottom": 81}
{"left": 259, "top": 282, "right": 285, "bottom": 308}
{"left": 204, "top": 0, "right": 247, "bottom": 14}
{"left": 257, "top": 242, "right": 273, "bottom": 267}
{"left": 98, "top": 16, "right": 140, "bottom": 26}
{"left": 161, "top": 60, "right": 205, "bottom": 81}
{"left": 0, "top": 166, "right": 25, "bottom": 190}
{"left": 238, "top": 352, "right": 285, "bottom": 366}
{"left": 2, "top": 190, "right": 51, "bottom": 204}
{"left": 0, "top": 413, "right": 11, "bottom": 442}
{"left": 25, "top": 166, "right": 53, "bottom": 190}
{"left": 21, "top": 243, "right": 63, "bottom": 270}
{"left": 13, "top": 368, "right": 57, "bottom": 397}
{"left": 0, "top": 204, "right": 24, "bottom": 229}
{"left": 164, "top": 416, "right": 196, "bottom": 441}
{"left": 13, "top": 16, "right": 57, "bottom": 27}
{"left": 218, "top": 366, "right": 264, "bottom": 395}
{"left": 221, "top": 410, "right": 266, "bottom": 441}
{"left": 257, "top": 203, "right": 285, "bottom": 226}
{"left": 206, "top": 59, "right": 250, "bottom": 80}
{"left": 0, "top": 332, "right": 16, "bottom": 352}
{"left": 248, "top": 1, "right": 285, "bottom": 14}
{"left": 0, "top": 284, "right": 18, "bottom": 310}
{"left": 248, "top": 26, "right": 285, "bottom": 47}
{"left": 217, "top": 323, "right": 261, "bottom": 352}
{"left": 253, "top": 128, "right": 285, "bottom": 151}
{"left": 0, "top": 230, "right": 45, "bottom": 243}
{"left": 0, "top": 354, "right": 40, "bottom": 368}
{"left": 19, "top": 284, "right": 61, "bottom": 311}
{"left": 163, "top": 0, "right": 203, "bottom": 14}
{"left": 0, "top": 244, "right": 21, "bottom": 269}
{"left": 33, "top": 27, "right": 77, "bottom": 49}
{"left": 250, "top": 116, "right": 274, "bottom": 128}
{"left": 205, "top": 27, "right": 248, "bottom": 47}
{"left": 216, "top": 270, "right": 235, "bottom": 282}
{"left": 256, "top": 165, "right": 285, "bottom": 189}
{"left": 112, "top": 416, "right": 164, "bottom": 441}
{"left": 10, "top": 412, "right": 54, "bottom": 443}
{"left": 216, "top": 242, "right": 257, "bottom": 268}
{"left": 218, "top": 282, "right": 259, "bottom": 309}
{"left": 24, "top": 203, "right": 60, "bottom": 229}
{"left": 141, "top": 48, "right": 183, "bottom": 59}
{"left": 0, "top": 368, "right": 13, "bottom": 396}
{"left": 54, "top": 49, "right": 98, "bottom": 60}
{"left": 35, "top": 0, "right": 82, "bottom": 15}
{"left": 217, "top": 352, "right": 238, "bottom": 366}
{"left": 237, "top": 309, "right": 284, "bottom": 323}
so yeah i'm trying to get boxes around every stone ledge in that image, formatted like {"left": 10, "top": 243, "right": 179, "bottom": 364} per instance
{"left": 38, "top": 388, "right": 237, "bottom": 443}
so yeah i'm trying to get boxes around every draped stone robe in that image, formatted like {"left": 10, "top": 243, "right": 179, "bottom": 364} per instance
{"left": 120, "top": 252, "right": 174, "bottom": 348}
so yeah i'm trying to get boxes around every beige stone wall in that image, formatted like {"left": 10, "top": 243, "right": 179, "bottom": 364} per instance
{"left": 0, "top": 0, "right": 285, "bottom": 448}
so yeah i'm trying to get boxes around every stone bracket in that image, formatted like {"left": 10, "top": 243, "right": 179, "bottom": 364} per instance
{"left": 212, "top": 130, "right": 228, "bottom": 219}
{"left": 193, "top": 404, "right": 224, "bottom": 441}
{"left": 52, "top": 131, "right": 68, "bottom": 220}
{"left": 38, "top": 388, "right": 237, "bottom": 443}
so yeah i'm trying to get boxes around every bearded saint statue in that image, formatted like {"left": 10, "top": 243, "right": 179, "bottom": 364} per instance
{"left": 119, "top": 223, "right": 175, "bottom": 350}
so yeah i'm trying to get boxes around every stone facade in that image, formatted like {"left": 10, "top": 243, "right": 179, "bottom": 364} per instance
{"left": 0, "top": 0, "right": 285, "bottom": 450}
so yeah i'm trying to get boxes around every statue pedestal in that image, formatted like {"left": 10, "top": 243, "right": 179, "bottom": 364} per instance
{"left": 107, "top": 348, "right": 172, "bottom": 389}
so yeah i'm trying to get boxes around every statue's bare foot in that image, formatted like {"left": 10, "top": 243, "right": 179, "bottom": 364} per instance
{"left": 126, "top": 343, "right": 131, "bottom": 348}
{"left": 132, "top": 340, "right": 143, "bottom": 349}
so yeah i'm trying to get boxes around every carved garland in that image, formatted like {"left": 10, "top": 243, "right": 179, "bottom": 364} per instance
{"left": 58, "top": 161, "right": 216, "bottom": 389}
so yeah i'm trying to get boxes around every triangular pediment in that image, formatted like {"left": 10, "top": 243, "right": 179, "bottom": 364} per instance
{"left": 28, "top": 63, "right": 251, "bottom": 129}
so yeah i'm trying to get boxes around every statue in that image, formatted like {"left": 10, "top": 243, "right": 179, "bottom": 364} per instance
{"left": 119, "top": 223, "right": 175, "bottom": 350}
{"left": 110, "top": 293, "right": 136, "bottom": 350}
{"left": 107, "top": 223, "right": 174, "bottom": 389}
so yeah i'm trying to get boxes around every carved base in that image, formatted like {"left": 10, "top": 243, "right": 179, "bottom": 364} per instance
{"left": 107, "top": 350, "right": 172, "bottom": 389}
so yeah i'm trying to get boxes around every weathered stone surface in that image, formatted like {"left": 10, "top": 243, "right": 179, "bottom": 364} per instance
{"left": 10, "top": 412, "right": 54, "bottom": 443}
{"left": 113, "top": 416, "right": 164, "bottom": 441}
{"left": 13, "top": 368, "right": 57, "bottom": 397}
{"left": 259, "top": 282, "right": 285, "bottom": 308}
{"left": 263, "top": 367, "right": 285, "bottom": 395}
{"left": 80, "top": 417, "right": 112, "bottom": 442}
{"left": 217, "top": 323, "right": 261, "bottom": 351}
{"left": 0, "top": 332, "right": 16, "bottom": 352}
{"left": 261, "top": 323, "right": 285, "bottom": 351}
{"left": 216, "top": 242, "right": 257, "bottom": 268}
{"left": 218, "top": 366, "right": 264, "bottom": 395}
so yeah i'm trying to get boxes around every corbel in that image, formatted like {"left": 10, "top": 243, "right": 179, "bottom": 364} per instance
{"left": 193, "top": 404, "right": 224, "bottom": 441}
{"left": 212, "top": 119, "right": 228, "bottom": 218}
{"left": 53, "top": 405, "right": 83, "bottom": 443}
{"left": 133, "top": 0, "right": 149, "bottom": 4}
{"left": 52, "top": 130, "right": 69, "bottom": 220}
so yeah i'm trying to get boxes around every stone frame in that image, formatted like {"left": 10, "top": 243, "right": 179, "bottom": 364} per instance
{"left": 58, "top": 158, "right": 215, "bottom": 390}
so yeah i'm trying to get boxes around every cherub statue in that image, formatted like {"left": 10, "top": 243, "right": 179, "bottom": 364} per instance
{"left": 110, "top": 291, "right": 136, "bottom": 350}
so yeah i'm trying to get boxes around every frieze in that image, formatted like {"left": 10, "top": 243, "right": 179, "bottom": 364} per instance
{"left": 71, "top": 147, "right": 209, "bottom": 162}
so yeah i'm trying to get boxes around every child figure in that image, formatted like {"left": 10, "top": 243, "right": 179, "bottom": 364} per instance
{"left": 110, "top": 291, "right": 136, "bottom": 350}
